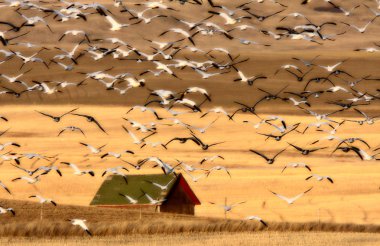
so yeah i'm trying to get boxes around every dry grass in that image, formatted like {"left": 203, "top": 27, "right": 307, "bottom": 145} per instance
{"left": 1, "top": 218, "right": 380, "bottom": 238}
{"left": 1, "top": 232, "right": 380, "bottom": 246}
{"left": 0, "top": 199, "right": 379, "bottom": 238}
{"left": 1, "top": 220, "right": 379, "bottom": 237}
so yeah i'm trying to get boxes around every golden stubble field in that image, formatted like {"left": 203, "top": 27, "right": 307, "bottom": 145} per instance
{"left": 0, "top": 105, "right": 379, "bottom": 225}
{"left": 2, "top": 232, "right": 380, "bottom": 246}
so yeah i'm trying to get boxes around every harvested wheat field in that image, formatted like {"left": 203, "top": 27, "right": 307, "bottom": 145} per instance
{"left": 2, "top": 232, "right": 380, "bottom": 246}
{"left": 0, "top": 199, "right": 379, "bottom": 244}
{"left": 0, "top": 106, "right": 379, "bottom": 224}
{"left": 0, "top": 0, "right": 379, "bottom": 245}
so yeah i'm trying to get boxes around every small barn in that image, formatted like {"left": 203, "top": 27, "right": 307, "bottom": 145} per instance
{"left": 90, "top": 173, "right": 201, "bottom": 215}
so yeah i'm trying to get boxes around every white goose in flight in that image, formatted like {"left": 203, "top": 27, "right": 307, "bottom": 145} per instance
{"left": 0, "top": 180, "right": 11, "bottom": 194}
{"left": 141, "top": 190, "right": 166, "bottom": 205}
{"left": 29, "top": 195, "right": 57, "bottom": 206}
{"left": 200, "top": 155, "right": 224, "bottom": 164}
{"left": 206, "top": 166, "right": 231, "bottom": 178}
{"left": 105, "top": 15, "right": 139, "bottom": 31}
{"left": 180, "top": 162, "right": 206, "bottom": 172}
{"left": 126, "top": 105, "right": 162, "bottom": 120}
{"left": 234, "top": 69, "right": 267, "bottom": 86}
{"left": 58, "top": 30, "right": 90, "bottom": 42}
{"left": 33, "top": 82, "right": 61, "bottom": 95}
{"left": 342, "top": 19, "right": 375, "bottom": 33}
{"left": 101, "top": 150, "right": 134, "bottom": 160}
{"left": 208, "top": 10, "right": 251, "bottom": 25}
{"left": 270, "top": 187, "right": 313, "bottom": 204}
{"left": 68, "top": 219, "right": 92, "bottom": 236}
{"left": 0, "top": 69, "right": 31, "bottom": 85}
{"left": 135, "top": 1, "right": 177, "bottom": 11}
{"left": 187, "top": 118, "right": 218, "bottom": 134}
{"left": 306, "top": 174, "right": 334, "bottom": 184}
{"left": 17, "top": 12, "right": 52, "bottom": 31}
{"left": 61, "top": 162, "right": 94, "bottom": 176}
{"left": 144, "top": 178, "right": 176, "bottom": 191}
{"left": 183, "top": 169, "right": 208, "bottom": 182}
{"left": 119, "top": 193, "right": 139, "bottom": 204}
{"left": 245, "top": 215, "right": 268, "bottom": 227}
{"left": 159, "top": 28, "right": 199, "bottom": 46}
{"left": 318, "top": 60, "right": 347, "bottom": 72}
{"left": 0, "top": 142, "right": 20, "bottom": 151}
{"left": 152, "top": 61, "right": 178, "bottom": 78}
{"left": 79, "top": 142, "right": 106, "bottom": 155}
{"left": 12, "top": 175, "right": 40, "bottom": 184}
{"left": 122, "top": 126, "right": 156, "bottom": 145}
{"left": 200, "top": 107, "right": 231, "bottom": 119}
{"left": 102, "top": 166, "right": 129, "bottom": 183}
{"left": 123, "top": 118, "right": 156, "bottom": 133}
{"left": 138, "top": 157, "right": 179, "bottom": 175}
{"left": 281, "top": 163, "right": 311, "bottom": 173}
{"left": 0, "top": 206, "right": 15, "bottom": 216}
{"left": 58, "top": 126, "right": 85, "bottom": 137}
{"left": 209, "top": 200, "right": 246, "bottom": 213}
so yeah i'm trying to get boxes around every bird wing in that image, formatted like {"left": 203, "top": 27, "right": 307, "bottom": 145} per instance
{"left": 76, "top": 127, "right": 86, "bottom": 137}
{"left": 305, "top": 165, "right": 312, "bottom": 172}
{"left": 68, "top": 163, "right": 81, "bottom": 173}
{"left": 358, "top": 148, "right": 372, "bottom": 160}
{"left": 57, "top": 128, "right": 67, "bottom": 136}
{"left": 76, "top": 220, "right": 89, "bottom": 231}
{"left": 305, "top": 175, "right": 313, "bottom": 180}
{"left": 291, "top": 187, "right": 313, "bottom": 202}
{"left": 35, "top": 110, "right": 54, "bottom": 119}
{"left": 326, "top": 177, "right": 334, "bottom": 184}
{"left": 350, "top": 147, "right": 365, "bottom": 160}
{"left": 354, "top": 108, "right": 368, "bottom": 118}
{"left": 80, "top": 142, "right": 93, "bottom": 151}
{"left": 141, "top": 131, "right": 157, "bottom": 142}
{"left": 281, "top": 166, "right": 287, "bottom": 173}
{"left": 122, "top": 125, "right": 139, "bottom": 143}
{"left": 249, "top": 149, "right": 269, "bottom": 161}
{"left": 11, "top": 164, "right": 30, "bottom": 173}
{"left": 0, "top": 181, "right": 11, "bottom": 194}
{"left": 357, "top": 138, "right": 371, "bottom": 149}
{"left": 273, "top": 148, "right": 287, "bottom": 159}
{"left": 231, "top": 201, "right": 246, "bottom": 207}
{"left": 270, "top": 190, "right": 292, "bottom": 204}
{"left": 92, "top": 118, "right": 107, "bottom": 134}
{"left": 288, "top": 143, "right": 303, "bottom": 152}
{"left": 309, "top": 147, "right": 328, "bottom": 152}
{"left": 61, "top": 108, "right": 79, "bottom": 117}
{"left": 106, "top": 16, "right": 120, "bottom": 27}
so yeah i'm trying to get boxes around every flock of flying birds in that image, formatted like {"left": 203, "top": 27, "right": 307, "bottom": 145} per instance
{"left": 0, "top": 0, "right": 379, "bottom": 236}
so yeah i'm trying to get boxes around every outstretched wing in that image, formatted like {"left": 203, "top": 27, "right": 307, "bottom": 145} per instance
{"left": 61, "top": 108, "right": 79, "bottom": 117}
{"left": 249, "top": 149, "right": 269, "bottom": 161}
{"left": 92, "top": 118, "right": 107, "bottom": 134}
{"left": 36, "top": 110, "right": 54, "bottom": 119}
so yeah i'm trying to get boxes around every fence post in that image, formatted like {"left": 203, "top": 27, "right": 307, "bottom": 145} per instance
{"left": 40, "top": 203, "right": 43, "bottom": 220}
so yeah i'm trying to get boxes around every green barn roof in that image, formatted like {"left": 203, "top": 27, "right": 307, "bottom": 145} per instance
{"left": 90, "top": 173, "right": 178, "bottom": 205}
